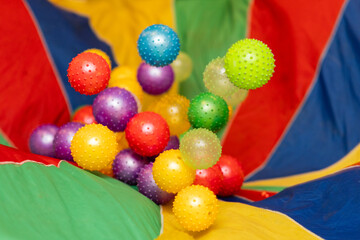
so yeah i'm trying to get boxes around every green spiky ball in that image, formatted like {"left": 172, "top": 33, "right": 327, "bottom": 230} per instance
{"left": 188, "top": 92, "right": 229, "bottom": 132}
{"left": 224, "top": 39, "right": 275, "bottom": 90}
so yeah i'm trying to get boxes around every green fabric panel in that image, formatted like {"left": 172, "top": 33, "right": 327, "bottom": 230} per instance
{"left": 175, "top": 0, "right": 251, "bottom": 139}
{"left": 242, "top": 185, "right": 286, "bottom": 193}
{"left": 175, "top": 0, "right": 252, "bottom": 100}
{"left": 0, "top": 161, "right": 161, "bottom": 240}
{"left": 0, "top": 132, "right": 12, "bottom": 147}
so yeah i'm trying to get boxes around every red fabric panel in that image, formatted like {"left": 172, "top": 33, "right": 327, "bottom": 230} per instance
{"left": 222, "top": 0, "right": 344, "bottom": 177}
{"left": 236, "top": 189, "right": 277, "bottom": 202}
{"left": 0, "top": 0, "right": 70, "bottom": 151}
{"left": 0, "top": 144, "right": 77, "bottom": 167}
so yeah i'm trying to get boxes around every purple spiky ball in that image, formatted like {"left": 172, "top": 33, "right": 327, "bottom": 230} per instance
{"left": 53, "top": 122, "right": 84, "bottom": 161}
{"left": 113, "top": 148, "right": 149, "bottom": 185}
{"left": 137, "top": 162, "right": 175, "bottom": 204}
{"left": 147, "top": 135, "right": 180, "bottom": 162}
{"left": 137, "top": 63, "right": 174, "bottom": 95}
{"left": 93, "top": 87, "right": 138, "bottom": 132}
{"left": 29, "top": 124, "right": 59, "bottom": 157}
{"left": 164, "top": 135, "right": 180, "bottom": 151}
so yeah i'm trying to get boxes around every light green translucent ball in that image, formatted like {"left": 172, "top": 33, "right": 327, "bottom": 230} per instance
{"left": 223, "top": 88, "right": 249, "bottom": 107}
{"left": 171, "top": 52, "right": 193, "bottom": 82}
{"left": 180, "top": 128, "right": 222, "bottom": 170}
{"left": 224, "top": 38, "right": 275, "bottom": 90}
{"left": 203, "top": 57, "right": 238, "bottom": 98}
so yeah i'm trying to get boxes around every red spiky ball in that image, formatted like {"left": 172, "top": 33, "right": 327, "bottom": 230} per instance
{"left": 216, "top": 155, "right": 244, "bottom": 196}
{"left": 125, "top": 112, "right": 170, "bottom": 157}
{"left": 67, "top": 52, "right": 110, "bottom": 95}
{"left": 193, "top": 164, "right": 223, "bottom": 195}
{"left": 72, "top": 105, "right": 97, "bottom": 124}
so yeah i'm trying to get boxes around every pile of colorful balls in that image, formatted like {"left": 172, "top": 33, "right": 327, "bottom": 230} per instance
{"left": 28, "top": 24, "right": 275, "bottom": 232}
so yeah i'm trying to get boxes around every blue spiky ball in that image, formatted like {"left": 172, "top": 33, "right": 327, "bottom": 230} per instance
{"left": 137, "top": 24, "right": 180, "bottom": 67}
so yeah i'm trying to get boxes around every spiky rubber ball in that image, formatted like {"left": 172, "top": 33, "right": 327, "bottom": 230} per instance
{"left": 216, "top": 155, "right": 244, "bottom": 197}
{"left": 84, "top": 48, "right": 111, "bottom": 69}
{"left": 173, "top": 185, "right": 218, "bottom": 232}
{"left": 137, "top": 162, "right": 175, "bottom": 205}
{"left": 180, "top": 128, "right": 222, "bottom": 170}
{"left": 98, "top": 161, "right": 114, "bottom": 177}
{"left": 93, "top": 87, "right": 138, "bottom": 132}
{"left": 67, "top": 52, "right": 110, "bottom": 95}
{"left": 137, "top": 24, "right": 180, "bottom": 67}
{"left": 171, "top": 52, "right": 193, "bottom": 82}
{"left": 223, "top": 88, "right": 248, "bottom": 107}
{"left": 53, "top": 122, "right": 84, "bottom": 161}
{"left": 29, "top": 124, "right": 59, "bottom": 157}
{"left": 152, "top": 149, "right": 195, "bottom": 193}
{"left": 188, "top": 92, "right": 229, "bottom": 132}
{"left": 137, "top": 63, "right": 174, "bottom": 95}
{"left": 72, "top": 105, "right": 97, "bottom": 124}
{"left": 203, "top": 57, "right": 238, "bottom": 97}
{"left": 108, "top": 66, "right": 143, "bottom": 109}
{"left": 125, "top": 112, "right": 170, "bottom": 157}
{"left": 70, "top": 124, "right": 118, "bottom": 171}
{"left": 224, "top": 38, "right": 275, "bottom": 90}
{"left": 113, "top": 148, "right": 149, "bottom": 185}
{"left": 149, "top": 94, "right": 190, "bottom": 135}
{"left": 193, "top": 164, "right": 223, "bottom": 195}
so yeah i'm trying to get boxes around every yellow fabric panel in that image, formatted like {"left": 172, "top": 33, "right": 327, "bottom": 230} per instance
{"left": 49, "top": 0, "right": 175, "bottom": 67}
{"left": 244, "top": 143, "right": 360, "bottom": 188}
{"left": 158, "top": 200, "right": 321, "bottom": 240}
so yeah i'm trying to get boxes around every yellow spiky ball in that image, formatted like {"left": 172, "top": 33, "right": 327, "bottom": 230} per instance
{"left": 115, "top": 131, "right": 129, "bottom": 152}
{"left": 84, "top": 48, "right": 111, "bottom": 69}
{"left": 173, "top": 185, "right": 218, "bottom": 232}
{"left": 108, "top": 66, "right": 143, "bottom": 109}
{"left": 98, "top": 161, "right": 114, "bottom": 177}
{"left": 70, "top": 124, "right": 118, "bottom": 171}
{"left": 152, "top": 149, "right": 195, "bottom": 194}
{"left": 149, "top": 94, "right": 190, "bottom": 136}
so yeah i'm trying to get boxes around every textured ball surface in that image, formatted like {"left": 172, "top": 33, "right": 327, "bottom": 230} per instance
{"left": 53, "top": 122, "right": 84, "bottom": 161}
{"left": 98, "top": 161, "right": 114, "bottom": 177}
{"left": 188, "top": 92, "right": 229, "bottom": 132}
{"left": 203, "top": 57, "right": 238, "bottom": 97}
{"left": 29, "top": 124, "right": 59, "bottom": 157}
{"left": 147, "top": 135, "right": 180, "bottom": 162}
{"left": 137, "top": 24, "right": 180, "bottom": 67}
{"left": 115, "top": 132, "right": 129, "bottom": 152}
{"left": 153, "top": 149, "right": 195, "bottom": 193}
{"left": 125, "top": 112, "right": 170, "bottom": 157}
{"left": 223, "top": 88, "right": 249, "bottom": 107}
{"left": 93, "top": 87, "right": 138, "bottom": 132}
{"left": 149, "top": 94, "right": 190, "bottom": 135}
{"left": 180, "top": 128, "right": 222, "bottom": 169}
{"left": 171, "top": 52, "right": 193, "bottom": 82}
{"left": 84, "top": 48, "right": 111, "bottom": 69}
{"left": 72, "top": 105, "right": 97, "bottom": 124}
{"left": 113, "top": 148, "right": 149, "bottom": 185}
{"left": 193, "top": 164, "right": 223, "bottom": 195}
{"left": 108, "top": 66, "right": 143, "bottom": 108}
{"left": 224, "top": 38, "right": 275, "bottom": 90}
{"left": 109, "top": 66, "right": 136, "bottom": 83}
{"left": 67, "top": 52, "right": 110, "bottom": 95}
{"left": 137, "top": 162, "right": 175, "bottom": 204}
{"left": 173, "top": 185, "right": 218, "bottom": 232}
{"left": 164, "top": 135, "right": 180, "bottom": 151}
{"left": 216, "top": 155, "right": 244, "bottom": 197}
{"left": 70, "top": 124, "right": 118, "bottom": 171}
{"left": 137, "top": 63, "right": 174, "bottom": 95}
